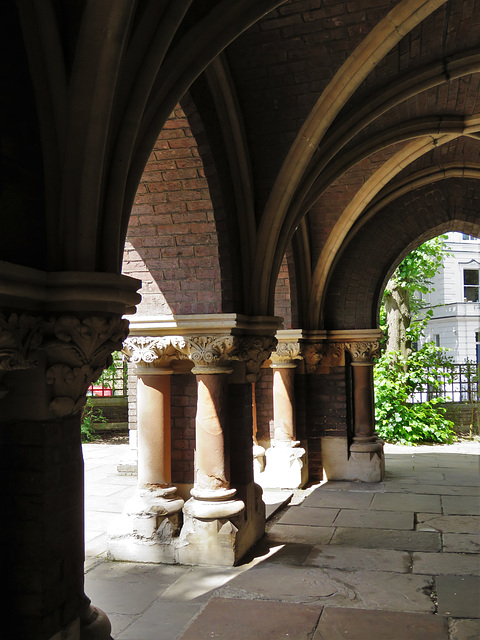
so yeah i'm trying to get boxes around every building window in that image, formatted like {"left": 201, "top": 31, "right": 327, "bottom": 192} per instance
{"left": 434, "top": 334, "right": 440, "bottom": 347}
{"left": 463, "top": 269, "right": 479, "bottom": 302}
{"left": 476, "top": 331, "right": 480, "bottom": 364}
{"left": 462, "top": 234, "right": 478, "bottom": 241}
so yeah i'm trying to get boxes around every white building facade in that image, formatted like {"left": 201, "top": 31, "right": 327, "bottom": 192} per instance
{"left": 419, "top": 232, "right": 480, "bottom": 364}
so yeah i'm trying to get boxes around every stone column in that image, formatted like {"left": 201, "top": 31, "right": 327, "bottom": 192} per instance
{"left": 0, "top": 311, "right": 132, "bottom": 640}
{"left": 176, "top": 336, "right": 245, "bottom": 566}
{"left": 108, "top": 337, "right": 184, "bottom": 563}
{"left": 251, "top": 382, "right": 266, "bottom": 475}
{"left": 345, "top": 338, "right": 385, "bottom": 481}
{"left": 259, "top": 336, "right": 307, "bottom": 489}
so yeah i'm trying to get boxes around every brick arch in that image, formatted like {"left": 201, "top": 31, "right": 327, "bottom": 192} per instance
{"left": 122, "top": 98, "right": 232, "bottom": 316}
{"left": 273, "top": 245, "right": 301, "bottom": 329}
{"left": 322, "top": 178, "right": 480, "bottom": 330}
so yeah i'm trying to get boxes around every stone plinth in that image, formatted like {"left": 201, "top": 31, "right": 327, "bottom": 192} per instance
{"left": 322, "top": 436, "right": 385, "bottom": 483}
{"left": 258, "top": 440, "right": 308, "bottom": 489}
{"left": 108, "top": 485, "right": 184, "bottom": 563}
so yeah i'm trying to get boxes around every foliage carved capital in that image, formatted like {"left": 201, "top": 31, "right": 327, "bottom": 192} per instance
{"left": 122, "top": 336, "right": 183, "bottom": 367}
{"left": 270, "top": 341, "right": 302, "bottom": 367}
{"left": 0, "top": 313, "right": 43, "bottom": 372}
{"left": 174, "top": 335, "right": 237, "bottom": 373}
{"left": 43, "top": 315, "right": 129, "bottom": 416}
{"left": 301, "top": 341, "right": 326, "bottom": 374}
{"left": 233, "top": 335, "right": 278, "bottom": 381}
{"left": 345, "top": 340, "right": 381, "bottom": 363}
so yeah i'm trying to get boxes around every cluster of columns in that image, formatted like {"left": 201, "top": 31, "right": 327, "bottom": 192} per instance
{"left": 110, "top": 321, "right": 384, "bottom": 567}
{"left": 109, "top": 326, "right": 277, "bottom": 566}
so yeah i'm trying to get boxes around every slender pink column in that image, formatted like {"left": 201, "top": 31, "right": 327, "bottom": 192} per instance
{"left": 136, "top": 368, "right": 172, "bottom": 487}
{"left": 272, "top": 364, "right": 296, "bottom": 442}
{"left": 194, "top": 373, "right": 230, "bottom": 491}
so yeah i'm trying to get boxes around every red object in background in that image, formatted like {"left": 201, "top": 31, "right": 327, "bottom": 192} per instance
{"left": 89, "top": 386, "right": 112, "bottom": 397}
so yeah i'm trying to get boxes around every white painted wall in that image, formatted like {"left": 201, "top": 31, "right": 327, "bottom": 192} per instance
{"left": 418, "top": 232, "right": 480, "bottom": 363}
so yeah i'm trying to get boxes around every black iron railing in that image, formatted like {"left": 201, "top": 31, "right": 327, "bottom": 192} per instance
{"left": 410, "top": 362, "right": 479, "bottom": 404}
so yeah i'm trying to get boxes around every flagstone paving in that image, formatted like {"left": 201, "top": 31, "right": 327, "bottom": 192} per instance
{"left": 83, "top": 440, "right": 480, "bottom": 639}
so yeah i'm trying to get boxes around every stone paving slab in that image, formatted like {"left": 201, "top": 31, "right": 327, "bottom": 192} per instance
{"left": 277, "top": 506, "right": 339, "bottom": 526}
{"left": 266, "top": 524, "right": 334, "bottom": 545}
{"left": 318, "top": 481, "right": 385, "bottom": 493}
{"left": 84, "top": 574, "right": 162, "bottom": 617}
{"left": 329, "top": 527, "right": 441, "bottom": 551}
{"left": 436, "top": 575, "right": 480, "bottom": 618}
{"left": 442, "top": 495, "right": 480, "bottom": 516}
{"left": 302, "top": 490, "right": 374, "bottom": 510}
{"left": 448, "top": 618, "right": 480, "bottom": 640}
{"left": 443, "top": 533, "right": 480, "bottom": 554}
{"left": 416, "top": 514, "right": 480, "bottom": 533}
{"left": 219, "top": 564, "right": 435, "bottom": 612}
{"left": 387, "top": 483, "right": 480, "bottom": 496}
{"left": 313, "top": 607, "right": 449, "bottom": 640}
{"left": 160, "top": 566, "right": 248, "bottom": 603}
{"left": 413, "top": 552, "right": 480, "bottom": 576}
{"left": 333, "top": 508, "right": 414, "bottom": 530}
{"left": 304, "top": 545, "right": 411, "bottom": 573}
{"left": 385, "top": 470, "right": 447, "bottom": 484}
{"left": 370, "top": 492, "right": 442, "bottom": 513}
{"left": 117, "top": 600, "right": 203, "bottom": 640}
{"left": 179, "top": 598, "right": 322, "bottom": 640}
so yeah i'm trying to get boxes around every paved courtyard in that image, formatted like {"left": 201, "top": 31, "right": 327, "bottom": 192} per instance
{"left": 84, "top": 441, "right": 480, "bottom": 640}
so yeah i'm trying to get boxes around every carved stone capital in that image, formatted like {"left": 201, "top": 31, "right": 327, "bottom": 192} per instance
{"left": 270, "top": 341, "right": 302, "bottom": 367}
{"left": 0, "top": 313, "right": 43, "bottom": 372}
{"left": 232, "top": 335, "right": 277, "bottom": 382}
{"left": 175, "top": 335, "right": 237, "bottom": 373}
{"left": 122, "top": 336, "right": 183, "bottom": 368}
{"left": 301, "top": 341, "right": 326, "bottom": 374}
{"left": 345, "top": 341, "right": 381, "bottom": 363}
{"left": 0, "top": 313, "right": 44, "bottom": 398}
{"left": 42, "top": 315, "right": 129, "bottom": 416}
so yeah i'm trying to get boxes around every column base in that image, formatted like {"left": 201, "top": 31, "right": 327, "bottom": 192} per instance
{"left": 176, "top": 483, "right": 265, "bottom": 566}
{"left": 257, "top": 440, "right": 308, "bottom": 489}
{"left": 107, "top": 485, "right": 184, "bottom": 563}
{"left": 80, "top": 595, "right": 112, "bottom": 640}
{"left": 321, "top": 436, "right": 385, "bottom": 483}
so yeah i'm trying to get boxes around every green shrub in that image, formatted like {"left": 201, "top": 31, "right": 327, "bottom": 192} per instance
{"left": 374, "top": 346, "right": 455, "bottom": 445}
{"left": 81, "top": 398, "right": 106, "bottom": 443}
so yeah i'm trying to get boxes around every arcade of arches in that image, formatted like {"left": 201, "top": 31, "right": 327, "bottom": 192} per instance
{"left": 1, "top": 1, "right": 479, "bottom": 638}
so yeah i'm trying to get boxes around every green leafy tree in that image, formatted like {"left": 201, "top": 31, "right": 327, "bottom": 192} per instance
{"left": 375, "top": 236, "right": 455, "bottom": 444}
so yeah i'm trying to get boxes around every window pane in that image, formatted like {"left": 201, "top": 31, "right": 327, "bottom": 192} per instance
{"left": 464, "top": 270, "right": 479, "bottom": 285}
{"left": 465, "top": 286, "right": 479, "bottom": 302}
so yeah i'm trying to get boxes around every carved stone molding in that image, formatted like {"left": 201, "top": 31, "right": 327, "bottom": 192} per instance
{"left": 345, "top": 341, "right": 381, "bottom": 363}
{"left": 0, "top": 313, "right": 43, "bottom": 372}
{"left": 123, "top": 333, "right": 277, "bottom": 379}
{"left": 43, "top": 315, "right": 129, "bottom": 416}
{"left": 234, "top": 335, "right": 277, "bottom": 382}
{"left": 270, "top": 341, "right": 302, "bottom": 367}
{"left": 175, "top": 335, "right": 237, "bottom": 373}
{"left": 0, "top": 313, "right": 44, "bottom": 398}
{"left": 301, "top": 341, "right": 326, "bottom": 374}
{"left": 122, "top": 336, "right": 184, "bottom": 367}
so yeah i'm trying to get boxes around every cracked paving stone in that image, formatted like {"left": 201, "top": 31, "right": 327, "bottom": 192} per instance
{"left": 216, "top": 564, "right": 435, "bottom": 612}
{"left": 178, "top": 597, "right": 322, "bottom": 639}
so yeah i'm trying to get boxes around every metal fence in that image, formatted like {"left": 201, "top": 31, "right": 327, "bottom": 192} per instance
{"left": 410, "top": 363, "right": 480, "bottom": 404}
{"left": 87, "top": 355, "right": 128, "bottom": 397}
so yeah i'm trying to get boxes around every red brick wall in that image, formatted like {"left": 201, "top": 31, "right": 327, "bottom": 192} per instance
{"left": 170, "top": 373, "right": 196, "bottom": 484}
{"left": 254, "top": 367, "right": 273, "bottom": 445}
{"left": 122, "top": 103, "right": 223, "bottom": 316}
{"left": 302, "top": 367, "right": 350, "bottom": 481}
{"left": 324, "top": 178, "right": 480, "bottom": 329}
